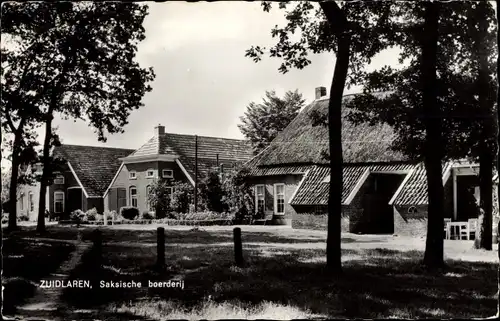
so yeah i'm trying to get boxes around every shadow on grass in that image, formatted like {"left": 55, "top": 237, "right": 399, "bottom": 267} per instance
{"left": 2, "top": 237, "right": 75, "bottom": 314}
{"left": 170, "top": 249, "right": 496, "bottom": 319}
{"left": 59, "top": 239, "right": 497, "bottom": 319}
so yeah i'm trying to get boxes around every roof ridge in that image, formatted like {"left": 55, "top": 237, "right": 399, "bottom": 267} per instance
{"left": 58, "top": 144, "right": 135, "bottom": 151}
{"left": 164, "top": 132, "right": 247, "bottom": 142}
{"left": 315, "top": 90, "right": 394, "bottom": 102}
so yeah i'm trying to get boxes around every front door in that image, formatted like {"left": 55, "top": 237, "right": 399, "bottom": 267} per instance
{"left": 67, "top": 188, "right": 83, "bottom": 216}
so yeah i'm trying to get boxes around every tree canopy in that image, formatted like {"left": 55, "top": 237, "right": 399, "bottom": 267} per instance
{"left": 1, "top": 2, "right": 155, "bottom": 230}
{"left": 238, "top": 90, "right": 305, "bottom": 154}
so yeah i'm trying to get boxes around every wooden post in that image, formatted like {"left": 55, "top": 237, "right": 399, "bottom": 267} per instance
{"left": 233, "top": 227, "right": 244, "bottom": 267}
{"left": 194, "top": 135, "right": 198, "bottom": 212}
{"left": 157, "top": 227, "right": 165, "bottom": 271}
{"left": 91, "top": 229, "right": 102, "bottom": 289}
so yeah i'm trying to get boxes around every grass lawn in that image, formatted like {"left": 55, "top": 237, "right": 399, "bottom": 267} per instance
{"left": 2, "top": 235, "right": 75, "bottom": 314}
{"left": 3, "top": 225, "right": 498, "bottom": 319}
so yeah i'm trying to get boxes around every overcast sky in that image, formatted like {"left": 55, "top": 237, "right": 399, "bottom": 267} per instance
{"left": 33, "top": 1, "right": 405, "bottom": 151}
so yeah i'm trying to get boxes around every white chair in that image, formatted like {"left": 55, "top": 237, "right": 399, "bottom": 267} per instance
{"left": 468, "top": 218, "right": 478, "bottom": 240}
{"left": 459, "top": 222, "right": 470, "bottom": 240}
{"left": 444, "top": 218, "right": 451, "bottom": 239}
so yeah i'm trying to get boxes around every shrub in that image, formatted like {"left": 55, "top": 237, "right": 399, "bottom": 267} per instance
{"left": 85, "top": 208, "right": 98, "bottom": 221}
{"left": 70, "top": 209, "right": 85, "bottom": 222}
{"left": 147, "top": 180, "right": 173, "bottom": 219}
{"left": 103, "top": 210, "right": 116, "bottom": 221}
{"left": 18, "top": 213, "right": 30, "bottom": 222}
{"left": 120, "top": 207, "right": 139, "bottom": 220}
{"left": 171, "top": 181, "right": 193, "bottom": 213}
{"left": 178, "top": 211, "right": 234, "bottom": 221}
{"left": 221, "top": 164, "right": 255, "bottom": 223}
{"left": 141, "top": 211, "right": 155, "bottom": 220}
{"left": 199, "top": 170, "right": 229, "bottom": 213}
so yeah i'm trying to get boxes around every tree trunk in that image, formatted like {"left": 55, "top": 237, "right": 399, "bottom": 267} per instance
{"left": 496, "top": 0, "right": 500, "bottom": 310}
{"left": 37, "top": 113, "right": 54, "bottom": 233}
{"left": 7, "top": 132, "right": 23, "bottom": 230}
{"left": 473, "top": 2, "right": 494, "bottom": 251}
{"left": 476, "top": 152, "right": 493, "bottom": 250}
{"left": 422, "top": 2, "right": 445, "bottom": 269}
{"left": 320, "top": 1, "right": 351, "bottom": 273}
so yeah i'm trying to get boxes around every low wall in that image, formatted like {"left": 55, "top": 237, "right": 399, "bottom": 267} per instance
{"left": 292, "top": 212, "right": 349, "bottom": 232}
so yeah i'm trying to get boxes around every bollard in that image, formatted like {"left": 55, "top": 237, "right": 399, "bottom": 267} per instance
{"left": 157, "top": 227, "right": 165, "bottom": 271}
{"left": 233, "top": 227, "right": 244, "bottom": 267}
{"left": 91, "top": 229, "right": 102, "bottom": 289}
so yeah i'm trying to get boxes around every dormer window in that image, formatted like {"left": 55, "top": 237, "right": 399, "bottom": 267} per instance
{"left": 129, "top": 171, "right": 137, "bottom": 180}
{"left": 162, "top": 169, "right": 173, "bottom": 178}
{"left": 53, "top": 174, "right": 64, "bottom": 185}
{"left": 146, "top": 169, "right": 155, "bottom": 178}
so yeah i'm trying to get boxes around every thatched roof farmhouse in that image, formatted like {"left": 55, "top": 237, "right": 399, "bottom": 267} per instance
{"left": 245, "top": 87, "right": 484, "bottom": 237}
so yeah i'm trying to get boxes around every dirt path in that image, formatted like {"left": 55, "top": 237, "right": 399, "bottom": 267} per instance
{"left": 14, "top": 238, "right": 92, "bottom": 317}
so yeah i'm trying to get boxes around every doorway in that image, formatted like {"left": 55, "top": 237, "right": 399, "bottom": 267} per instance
{"left": 67, "top": 188, "right": 83, "bottom": 217}
{"left": 362, "top": 173, "right": 406, "bottom": 234}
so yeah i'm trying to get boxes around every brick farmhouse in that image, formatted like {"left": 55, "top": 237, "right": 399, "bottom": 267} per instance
{"left": 17, "top": 126, "right": 253, "bottom": 220}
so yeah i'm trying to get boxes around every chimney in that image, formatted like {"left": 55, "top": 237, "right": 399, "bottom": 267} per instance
{"left": 315, "top": 87, "right": 327, "bottom": 99}
{"left": 154, "top": 124, "right": 165, "bottom": 136}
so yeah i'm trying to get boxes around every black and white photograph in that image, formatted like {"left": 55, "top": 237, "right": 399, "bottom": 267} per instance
{"left": 1, "top": 1, "right": 499, "bottom": 320}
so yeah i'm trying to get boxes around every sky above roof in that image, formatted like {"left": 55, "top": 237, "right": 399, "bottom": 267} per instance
{"left": 34, "top": 1, "right": 404, "bottom": 152}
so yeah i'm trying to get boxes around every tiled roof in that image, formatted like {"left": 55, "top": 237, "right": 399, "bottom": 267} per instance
{"left": 247, "top": 165, "right": 311, "bottom": 177}
{"left": 392, "top": 161, "right": 453, "bottom": 206}
{"left": 290, "top": 163, "right": 418, "bottom": 206}
{"left": 290, "top": 165, "right": 330, "bottom": 206}
{"left": 53, "top": 145, "right": 135, "bottom": 197}
{"left": 126, "top": 132, "right": 253, "bottom": 180}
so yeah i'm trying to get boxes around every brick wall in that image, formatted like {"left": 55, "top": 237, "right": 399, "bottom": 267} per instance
{"left": 393, "top": 205, "right": 428, "bottom": 238}
{"left": 291, "top": 205, "right": 349, "bottom": 232}
{"left": 345, "top": 175, "right": 375, "bottom": 233}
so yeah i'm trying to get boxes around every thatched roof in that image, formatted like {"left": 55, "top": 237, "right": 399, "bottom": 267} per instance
{"left": 248, "top": 94, "right": 408, "bottom": 168}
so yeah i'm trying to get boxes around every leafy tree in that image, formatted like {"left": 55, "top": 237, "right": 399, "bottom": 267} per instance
{"left": 467, "top": 2, "right": 498, "bottom": 251}
{"left": 147, "top": 179, "right": 172, "bottom": 219}
{"left": 246, "top": 1, "right": 400, "bottom": 272}
{"left": 1, "top": 2, "right": 155, "bottom": 232}
{"left": 221, "top": 163, "right": 255, "bottom": 223}
{"left": 238, "top": 90, "right": 305, "bottom": 154}
{"left": 171, "top": 180, "right": 194, "bottom": 214}
{"left": 199, "top": 170, "right": 229, "bottom": 213}
{"left": 345, "top": 2, "right": 497, "bottom": 253}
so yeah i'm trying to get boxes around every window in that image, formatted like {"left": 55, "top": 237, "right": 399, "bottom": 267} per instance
{"left": 29, "top": 192, "right": 34, "bottom": 212}
{"left": 408, "top": 206, "right": 417, "bottom": 214}
{"left": 146, "top": 169, "right": 155, "bottom": 178}
{"left": 130, "top": 186, "right": 137, "bottom": 207}
{"left": 54, "top": 174, "right": 64, "bottom": 185}
{"left": 129, "top": 171, "right": 137, "bottom": 180}
{"left": 54, "top": 191, "right": 64, "bottom": 213}
{"left": 274, "top": 184, "right": 285, "bottom": 215}
{"left": 255, "top": 185, "right": 265, "bottom": 213}
{"left": 146, "top": 185, "right": 151, "bottom": 211}
{"left": 162, "top": 169, "right": 173, "bottom": 178}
